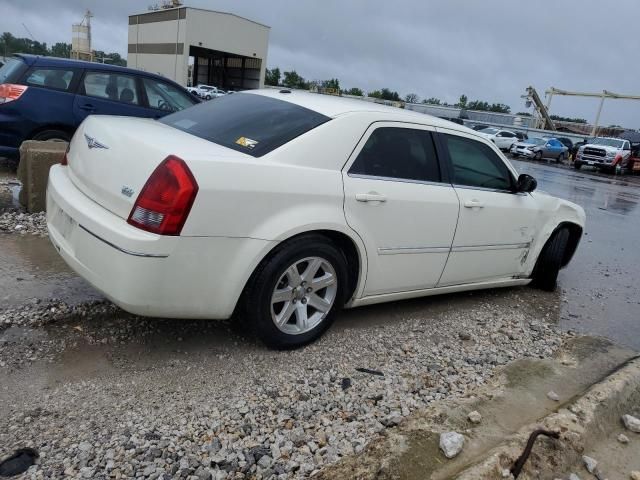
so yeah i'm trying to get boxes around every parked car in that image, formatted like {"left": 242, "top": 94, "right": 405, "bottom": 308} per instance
{"left": 570, "top": 138, "right": 591, "bottom": 159}
{"left": 510, "top": 137, "right": 568, "bottom": 162}
{"left": 514, "top": 131, "right": 529, "bottom": 142}
{"left": 574, "top": 137, "right": 632, "bottom": 172}
{"left": 556, "top": 137, "right": 574, "bottom": 153}
{"left": 47, "top": 90, "right": 585, "bottom": 348}
{"left": 194, "top": 85, "right": 226, "bottom": 100}
{"left": 438, "top": 116, "right": 464, "bottom": 125}
{"left": 476, "top": 127, "right": 519, "bottom": 151}
{"left": 471, "top": 124, "right": 489, "bottom": 131}
{"left": 0, "top": 54, "right": 199, "bottom": 161}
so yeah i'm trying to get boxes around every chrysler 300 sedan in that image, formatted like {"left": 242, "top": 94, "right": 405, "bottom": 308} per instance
{"left": 47, "top": 90, "right": 585, "bottom": 348}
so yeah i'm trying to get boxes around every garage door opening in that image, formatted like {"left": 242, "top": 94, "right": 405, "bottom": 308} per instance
{"left": 189, "top": 46, "right": 262, "bottom": 92}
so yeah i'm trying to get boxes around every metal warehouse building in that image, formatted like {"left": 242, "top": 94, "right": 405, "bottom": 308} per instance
{"left": 127, "top": 7, "right": 270, "bottom": 90}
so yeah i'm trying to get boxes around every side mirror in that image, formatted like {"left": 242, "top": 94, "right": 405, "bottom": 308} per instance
{"left": 516, "top": 173, "right": 537, "bottom": 193}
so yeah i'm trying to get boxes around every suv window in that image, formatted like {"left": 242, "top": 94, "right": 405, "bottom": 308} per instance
{"left": 443, "top": 134, "right": 513, "bottom": 191}
{"left": 142, "top": 77, "right": 195, "bottom": 112}
{"left": 0, "top": 58, "right": 27, "bottom": 84}
{"left": 83, "top": 72, "right": 139, "bottom": 105}
{"left": 25, "top": 68, "right": 75, "bottom": 91}
{"left": 160, "top": 93, "right": 330, "bottom": 158}
{"left": 349, "top": 127, "right": 440, "bottom": 182}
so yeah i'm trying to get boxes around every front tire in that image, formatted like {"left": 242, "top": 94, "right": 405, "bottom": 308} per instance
{"left": 531, "top": 228, "right": 570, "bottom": 291}
{"left": 574, "top": 161, "right": 582, "bottom": 170}
{"left": 240, "top": 234, "right": 348, "bottom": 349}
{"left": 534, "top": 151, "right": 543, "bottom": 161}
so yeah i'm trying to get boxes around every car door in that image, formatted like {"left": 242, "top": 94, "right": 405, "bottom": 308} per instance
{"left": 342, "top": 123, "right": 460, "bottom": 296}
{"left": 73, "top": 70, "right": 153, "bottom": 123}
{"left": 436, "top": 128, "right": 540, "bottom": 286}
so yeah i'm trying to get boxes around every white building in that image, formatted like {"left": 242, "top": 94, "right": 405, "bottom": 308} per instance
{"left": 128, "top": 7, "right": 270, "bottom": 90}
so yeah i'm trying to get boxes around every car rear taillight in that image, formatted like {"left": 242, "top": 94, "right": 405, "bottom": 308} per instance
{"left": 127, "top": 156, "right": 198, "bottom": 236}
{"left": 61, "top": 145, "right": 69, "bottom": 166}
{"left": 0, "top": 84, "right": 28, "bottom": 104}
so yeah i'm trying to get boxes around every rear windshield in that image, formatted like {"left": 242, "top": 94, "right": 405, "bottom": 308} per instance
{"left": 160, "top": 93, "right": 331, "bottom": 157}
{"left": 0, "top": 57, "right": 26, "bottom": 84}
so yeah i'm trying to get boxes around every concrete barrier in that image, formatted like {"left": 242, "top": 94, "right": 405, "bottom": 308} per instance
{"left": 17, "top": 140, "right": 68, "bottom": 213}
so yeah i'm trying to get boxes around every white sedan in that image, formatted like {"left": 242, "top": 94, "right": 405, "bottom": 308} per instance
{"left": 47, "top": 90, "right": 585, "bottom": 348}
{"left": 476, "top": 127, "right": 520, "bottom": 151}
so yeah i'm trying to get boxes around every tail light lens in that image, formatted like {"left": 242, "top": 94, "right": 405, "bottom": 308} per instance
{"left": 61, "top": 145, "right": 70, "bottom": 166}
{"left": 0, "top": 84, "right": 28, "bottom": 104}
{"left": 127, "top": 156, "right": 198, "bottom": 236}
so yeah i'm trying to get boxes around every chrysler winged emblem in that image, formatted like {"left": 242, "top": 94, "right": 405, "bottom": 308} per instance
{"left": 84, "top": 133, "right": 109, "bottom": 150}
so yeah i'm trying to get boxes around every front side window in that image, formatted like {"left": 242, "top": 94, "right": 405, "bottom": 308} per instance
{"left": 142, "top": 78, "right": 196, "bottom": 112}
{"left": 160, "top": 93, "right": 330, "bottom": 157}
{"left": 25, "top": 68, "right": 74, "bottom": 91}
{"left": 349, "top": 127, "right": 440, "bottom": 182}
{"left": 443, "top": 134, "right": 513, "bottom": 191}
{"left": 83, "top": 72, "right": 139, "bottom": 105}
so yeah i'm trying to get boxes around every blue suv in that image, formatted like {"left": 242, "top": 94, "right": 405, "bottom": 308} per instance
{"left": 0, "top": 54, "right": 199, "bottom": 161}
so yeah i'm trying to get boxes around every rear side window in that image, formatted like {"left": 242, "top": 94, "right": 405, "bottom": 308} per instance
{"left": 142, "top": 77, "right": 195, "bottom": 112}
{"left": 0, "top": 58, "right": 27, "bottom": 84}
{"left": 443, "top": 134, "right": 514, "bottom": 191}
{"left": 83, "top": 72, "right": 140, "bottom": 105}
{"left": 25, "top": 68, "right": 75, "bottom": 91}
{"left": 349, "top": 127, "right": 440, "bottom": 182}
{"left": 160, "top": 93, "right": 330, "bottom": 157}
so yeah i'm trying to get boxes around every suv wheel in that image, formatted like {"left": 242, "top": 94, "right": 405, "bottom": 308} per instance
{"left": 574, "top": 161, "right": 582, "bottom": 170}
{"left": 32, "top": 130, "right": 71, "bottom": 142}
{"left": 531, "top": 228, "right": 569, "bottom": 291}
{"left": 534, "top": 151, "right": 543, "bottom": 161}
{"left": 240, "top": 234, "right": 348, "bottom": 349}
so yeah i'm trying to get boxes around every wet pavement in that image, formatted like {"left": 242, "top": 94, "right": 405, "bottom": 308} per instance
{"left": 510, "top": 159, "right": 640, "bottom": 350}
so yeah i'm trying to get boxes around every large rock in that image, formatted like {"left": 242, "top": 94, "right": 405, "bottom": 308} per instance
{"left": 622, "top": 414, "right": 640, "bottom": 433}
{"left": 17, "top": 140, "right": 67, "bottom": 213}
{"left": 439, "top": 431, "right": 464, "bottom": 459}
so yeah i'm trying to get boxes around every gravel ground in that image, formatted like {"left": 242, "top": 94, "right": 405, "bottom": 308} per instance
{"left": 0, "top": 210, "right": 48, "bottom": 236}
{"left": 0, "top": 295, "right": 571, "bottom": 479}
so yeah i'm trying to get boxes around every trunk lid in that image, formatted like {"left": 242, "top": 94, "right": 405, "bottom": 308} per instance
{"left": 67, "top": 115, "right": 246, "bottom": 220}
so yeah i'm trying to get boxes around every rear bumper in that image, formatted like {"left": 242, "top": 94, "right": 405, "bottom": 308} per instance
{"left": 47, "top": 165, "right": 275, "bottom": 319}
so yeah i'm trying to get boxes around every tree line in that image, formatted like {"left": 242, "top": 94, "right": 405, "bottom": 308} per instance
{"left": 265, "top": 67, "right": 512, "bottom": 113}
{"left": 1, "top": 32, "right": 126, "bottom": 66}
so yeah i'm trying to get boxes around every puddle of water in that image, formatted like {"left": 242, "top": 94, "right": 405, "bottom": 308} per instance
{"left": 0, "top": 234, "right": 102, "bottom": 307}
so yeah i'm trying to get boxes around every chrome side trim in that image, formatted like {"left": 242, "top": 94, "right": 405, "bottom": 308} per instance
{"left": 79, "top": 225, "right": 169, "bottom": 258}
{"left": 451, "top": 242, "right": 530, "bottom": 252}
{"left": 378, "top": 246, "right": 450, "bottom": 255}
{"left": 452, "top": 183, "right": 527, "bottom": 196}
{"left": 348, "top": 173, "right": 449, "bottom": 188}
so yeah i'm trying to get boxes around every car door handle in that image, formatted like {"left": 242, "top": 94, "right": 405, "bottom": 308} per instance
{"left": 79, "top": 104, "right": 95, "bottom": 112}
{"left": 464, "top": 199, "right": 484, "bottom": 208}
{"left": 356, "top": 192, "right": 387, "bottom": 203}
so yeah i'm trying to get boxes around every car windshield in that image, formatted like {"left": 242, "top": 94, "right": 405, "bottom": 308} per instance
{"left": 0, "top": 57, "right": 25, "bottom": 83}
{"left": 160, "top": 93, "right": 331, "bottom": 157}
{"left": 590, "top": 138, "right": 625, "bottom": 148}
{"left": 479, "top": 127, "right": 498, "bottom": 134}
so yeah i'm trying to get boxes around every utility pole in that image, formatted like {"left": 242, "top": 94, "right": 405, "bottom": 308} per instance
{"left": 591, "top": 92, "right": 606, "bottom": 137}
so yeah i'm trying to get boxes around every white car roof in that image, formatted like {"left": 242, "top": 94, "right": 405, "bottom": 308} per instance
{"left": 246, "top": 89, "right": 475, "bottom": 132}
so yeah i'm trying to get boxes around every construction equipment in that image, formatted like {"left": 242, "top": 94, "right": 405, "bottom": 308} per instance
{"left": 545, "top": 87, "right": 640, "bottom": 136}
{"left": 522, "top": 86, "right": 556, "bottom": 131}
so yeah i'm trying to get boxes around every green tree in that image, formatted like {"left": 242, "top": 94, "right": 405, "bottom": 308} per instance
{"left": 265, "top": 67, "right": 281, "bottom": 86}
{"left": 321, "top": 78, "right": 340, "bottom": 91}
{"left": 379, "top": 88, "right": 401, "bottom": 101}
{"left": 50, "top": 42, "right": 72, "bottom": 58}
{"left": 457, "top": 94, "right": 468, "bottom": 108}
{"left": 405, "top": 93, "right": 419, "bottom": 103}
{"left": 550, "top": 114, "right": 587, "bottom": 124}
{"left": 344, "top": 87, "right": 363, "bottom": 96}
{"left": 282, "top": 70, "right": 308, "bottom": 89}
{"left": 422, "top": 97, "right": 441, "bottom": 105}
{"left": 515, "top": 112, "right": 533, "bottom": 117}
{"left": 368, "top": 90, "right": 383, "bottom": 99}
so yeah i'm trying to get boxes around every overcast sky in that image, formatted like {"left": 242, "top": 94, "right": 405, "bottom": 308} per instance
{"left": 2, "top": 0, "right": 639, "bottom": 128}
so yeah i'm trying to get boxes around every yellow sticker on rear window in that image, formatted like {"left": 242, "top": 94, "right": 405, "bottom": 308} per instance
{"left": 235, "top": 137, "right": 259, "bottom": 149}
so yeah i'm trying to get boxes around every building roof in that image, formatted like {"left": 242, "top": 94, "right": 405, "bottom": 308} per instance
{"left": 130, "top": 7, "right": 270, "bottom": 29}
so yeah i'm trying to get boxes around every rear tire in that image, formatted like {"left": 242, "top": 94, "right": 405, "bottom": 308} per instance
{"left": 557, "top": 152, "right": 565, "bottom": 163}
{"left": 534, "top": 151, "right": 542, "bottom": 161}
{"left": 239, "top": 234, "right": 348, "bottom": 349}
{"left": 531, "top": 228, "right": 570, "bottom": 291}
{"left": 574, "top": 161, "right": 582, "bottom": 170}
{"left": 31, "top": 129, "right": 71, "bottom": 142}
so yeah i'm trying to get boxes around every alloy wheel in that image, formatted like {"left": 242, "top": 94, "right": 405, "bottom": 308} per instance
{"left": 270, "top": 256, "right": 338, "bottom": 335}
